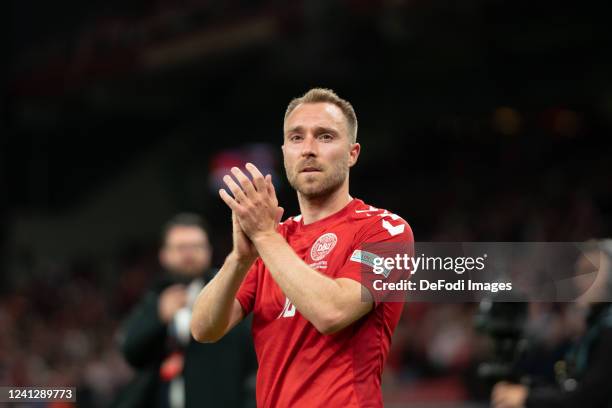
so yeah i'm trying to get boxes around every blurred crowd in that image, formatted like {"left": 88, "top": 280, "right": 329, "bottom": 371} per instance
{"left": 1, "top": 157, "right": 608, "bottom": 406}
{"left": 0, "top": 247, "right": 158, "bottom": 406}
{"left": 5, "top": 0, "right": 612, "bottom": 406}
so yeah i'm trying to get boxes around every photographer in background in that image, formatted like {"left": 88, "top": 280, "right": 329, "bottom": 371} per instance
{"left": 115, "top": 213, "right": 256, "bottom": 408}
{"left": 492, "top": 240, "right": 612, "bottom": 408}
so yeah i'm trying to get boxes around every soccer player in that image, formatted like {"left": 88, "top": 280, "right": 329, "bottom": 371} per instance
{"left": 191, "top": 88, "right": 414, "bottom": 407}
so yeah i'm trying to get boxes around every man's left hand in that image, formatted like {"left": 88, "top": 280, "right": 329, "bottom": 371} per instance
{"left": 491, "top": 381, "right": 528, "bottom": 408}
{"left": 219, "top": 163, "right": 284, "bottom": 241}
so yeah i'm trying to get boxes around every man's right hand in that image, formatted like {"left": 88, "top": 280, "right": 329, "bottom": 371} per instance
{"left": 230, "top": 204, "right": 284, "bottom": 265}
{"left": 231, "top": 210, "right": 258, "bottom": 265}
{"left": 158, "top": 284, "right": 187, "bottom": 323}
{"left": 222, "top": 170, "right": 284, "bottom": 266}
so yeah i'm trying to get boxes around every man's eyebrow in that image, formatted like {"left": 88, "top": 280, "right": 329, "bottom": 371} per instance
{"left": 312, "top": 126, "right": 338, "bottom": 135}
{"left": 285, "top": 126, "right": 304, "bottom": 133}
{"left": 285, "top": 126, "right": 339, "bottom": 134}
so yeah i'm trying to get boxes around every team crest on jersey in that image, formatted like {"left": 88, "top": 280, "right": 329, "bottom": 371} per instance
{"left": 310, "top": 233, "right": 338, "bottom": 261}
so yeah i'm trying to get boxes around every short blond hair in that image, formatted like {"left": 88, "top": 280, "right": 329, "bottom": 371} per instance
{"left": 284, "top": 88, "right": 358, "bottom": 143}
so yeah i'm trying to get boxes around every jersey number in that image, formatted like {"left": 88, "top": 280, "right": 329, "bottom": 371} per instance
{"left": 278, "top": 297, "right": 296, "bottom": 318}
{"left": 380, "top": 213, "right": 405, "bottom": 237}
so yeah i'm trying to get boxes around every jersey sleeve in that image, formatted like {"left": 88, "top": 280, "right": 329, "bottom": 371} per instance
{"left": 235, "top": 258, "right": 261, "bottom": 316}
{"left": 336, "top": 214, "right": 414, "bottom": 304}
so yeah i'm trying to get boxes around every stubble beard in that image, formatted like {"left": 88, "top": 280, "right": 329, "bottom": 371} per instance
{"left": 285, "top": 158, "right": 349, "bottom": 199}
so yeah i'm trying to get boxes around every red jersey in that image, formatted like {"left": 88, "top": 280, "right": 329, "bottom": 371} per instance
{"left": 236, "top": 198, "right": 414, "bottom": 407}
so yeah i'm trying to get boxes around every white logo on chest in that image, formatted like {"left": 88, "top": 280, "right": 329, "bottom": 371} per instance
{"left": 310, "top": 233, "right": 338, "bottom": 261}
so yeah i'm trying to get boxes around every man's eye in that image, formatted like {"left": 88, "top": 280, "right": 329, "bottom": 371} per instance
{"left": 290, "top": 135, "right": 303, "bottom": 141}
{"left": 319, "top": 133, "right": 333, "bottom": 141}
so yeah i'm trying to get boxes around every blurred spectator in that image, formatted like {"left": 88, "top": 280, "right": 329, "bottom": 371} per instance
{"left": 115, "top": 213, "right": 256, "bottom": 408}
{"left": 492, "top": 240, "right": 612, "bottom": 408}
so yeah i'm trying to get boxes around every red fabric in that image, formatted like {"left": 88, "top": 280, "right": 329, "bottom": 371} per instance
{"left": 236, "top": 198, "right": 414, "bottom": 407}
{"left": 159, "top": 351, "right": 184, "bottom": 381}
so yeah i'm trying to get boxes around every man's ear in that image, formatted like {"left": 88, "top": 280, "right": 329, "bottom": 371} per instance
{"left": 348, "top": 142, "right": 361, "bottom": 167}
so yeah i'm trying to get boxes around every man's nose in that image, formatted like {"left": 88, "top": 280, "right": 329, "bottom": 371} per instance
{"left": 301, "top": 134, "right": 317, "bottom": 157}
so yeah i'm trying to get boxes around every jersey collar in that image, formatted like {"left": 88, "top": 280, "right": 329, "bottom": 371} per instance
{"left": 296, "top": 198, "right": 362, "bottom": 232}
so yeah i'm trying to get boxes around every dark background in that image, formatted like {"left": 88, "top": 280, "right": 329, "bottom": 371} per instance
{"left": 3, "top": 0, "right": 611, "bottom": 406}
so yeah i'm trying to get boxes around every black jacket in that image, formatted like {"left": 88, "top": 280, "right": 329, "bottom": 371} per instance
{"left": 526, "top": 303, "right": 612, "bottom": 408}
{"left": 114, "top": 274, "right": 257, "bottom": 408}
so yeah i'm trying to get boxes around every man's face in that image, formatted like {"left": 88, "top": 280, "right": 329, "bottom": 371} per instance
{"left": 160, "top": 226, "right": 211, "bottom": 278}
{"left": 282, "top": 102, "right": 360, "bottom": 198}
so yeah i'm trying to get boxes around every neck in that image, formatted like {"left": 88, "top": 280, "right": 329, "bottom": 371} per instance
{"left": 297, "top": 181, "right": 352, "bottom": 225}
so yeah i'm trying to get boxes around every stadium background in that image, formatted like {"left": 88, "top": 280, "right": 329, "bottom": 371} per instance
{"left": 3, "top": 0, "right": 612, "bottom": 407}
